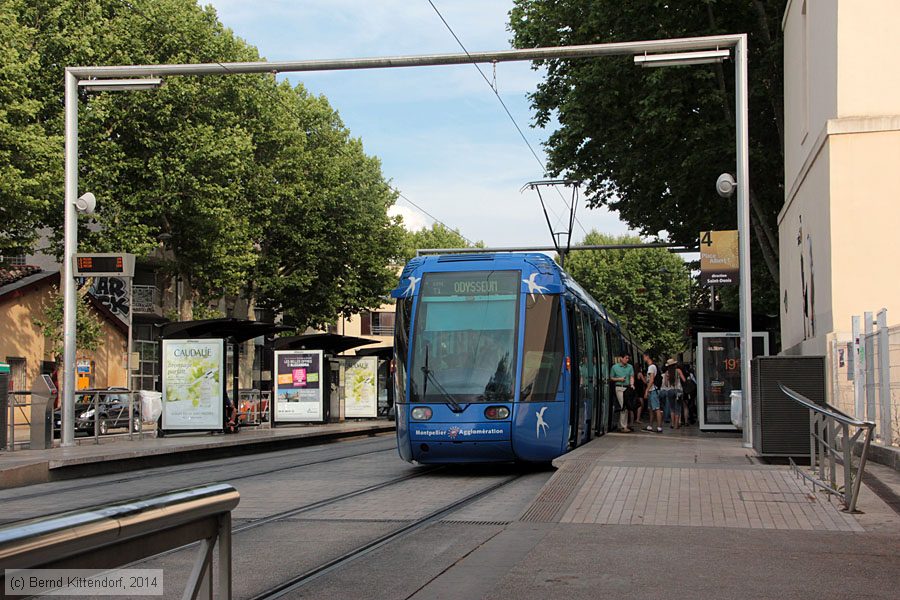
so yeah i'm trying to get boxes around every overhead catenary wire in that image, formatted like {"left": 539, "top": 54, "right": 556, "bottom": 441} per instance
{"left": 117, "top": 0, "right": 476, "bottom": 248}
{"left": 425, "top": 0, "right": 590, "bottom": 239}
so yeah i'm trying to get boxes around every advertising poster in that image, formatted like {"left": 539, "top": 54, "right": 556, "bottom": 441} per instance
{"left": 343, "top": 357, "right": 378, "bottom": 418}
{"left": 700, "top": 230, "right": 739, "bottom": 286}
{"left": 697, "top": 332, "right": 769, "bottom": 430}
{"left": 161, "top": 339, "right": 224, "bottom": 430}
{"left": 274, "top": 350, "right": 324, "bottom": 422}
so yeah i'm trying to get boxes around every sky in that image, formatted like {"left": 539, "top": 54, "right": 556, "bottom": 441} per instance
{"left": 203, "top": 0, "right": 634, "bottom": 247}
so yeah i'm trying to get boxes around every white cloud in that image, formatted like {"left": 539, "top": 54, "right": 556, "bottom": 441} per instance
{"left": 388, "top": 204, "right": 431, "bottom": 232}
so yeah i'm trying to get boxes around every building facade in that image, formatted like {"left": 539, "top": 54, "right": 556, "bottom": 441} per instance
{"left": 780, "top": 0, "right": 900, "bottom": 365}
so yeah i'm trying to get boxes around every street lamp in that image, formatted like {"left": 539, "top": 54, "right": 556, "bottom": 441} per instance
{"left": 634, "top": 49, "right": 730, "bottom": 68}
{"left": 60, "top": 76, "right": 162, "bottom": 447}
{"left": 633, "top": 47, "right": 753, "bottom": 448}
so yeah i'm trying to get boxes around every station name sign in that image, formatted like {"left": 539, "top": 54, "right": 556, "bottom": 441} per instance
{"left": 73, "top": 253, "right": 136, "bottom": 277}
{"left": 699, "top": 231, "right": 738, "bottom": 286}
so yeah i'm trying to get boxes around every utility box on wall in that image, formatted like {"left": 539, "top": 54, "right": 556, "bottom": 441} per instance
{"left": 751, "top": 356, "right": 826, "bottom": 457}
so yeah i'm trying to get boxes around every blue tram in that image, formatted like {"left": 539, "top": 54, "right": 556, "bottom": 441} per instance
{"left": 390, "top": 253, "right": 640, "bottom": 464}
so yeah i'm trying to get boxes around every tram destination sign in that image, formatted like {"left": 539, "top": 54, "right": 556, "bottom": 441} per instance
{"left": 73, "top": 253, "right": 136, "bottom": 277}
{"left": 421, "top": 271, "right": 519, "bottom": 297}
{"left": 699, "top": 230, "right": 739, "bottom": 286}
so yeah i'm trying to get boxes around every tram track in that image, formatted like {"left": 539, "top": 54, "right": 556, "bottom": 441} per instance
{"left": 2, "top": 436, "right": 396, "bottom": 507}
{"left": 249, "top": 473, "right": 523, "bottom": 600}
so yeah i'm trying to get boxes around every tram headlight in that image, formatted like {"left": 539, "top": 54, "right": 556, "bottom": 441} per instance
{"left": 484, "top": 406, "right": 510, "bottom": 420}
{"left": 411, "top": 406, "right": 433, "bottom": 420}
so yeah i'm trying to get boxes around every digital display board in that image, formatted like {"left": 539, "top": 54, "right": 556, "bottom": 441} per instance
{"left": 73, "top": 253, "right": 135, "bottom": 277}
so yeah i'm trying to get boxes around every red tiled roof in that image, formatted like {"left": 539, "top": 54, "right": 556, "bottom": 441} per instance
{"left": 0, "top": 265, "right": 41, "bottom": 287}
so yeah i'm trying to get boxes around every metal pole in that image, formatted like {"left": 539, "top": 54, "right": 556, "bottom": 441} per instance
{"left": 877, "top": 308, "right": 893, "bottom": 445}
{"left": 67, "top": 34, "right": 747, "bottom": 79}
{"left": 127, "top": 277, "right": 134, "bottom": 440}
{"left": 62, "top": 70, "right": 79, "bottom": 448}
{"left": 864, "top": 311, "right": 876, "bottom": 423}
{"left": 416, "top": 243, "right": 697, "bottom": 255}
{"left": 734, "top": 35, "right": 754, "bottom": 449}
{"left": 852, "top": 315, "right": 864, "bottom": 419}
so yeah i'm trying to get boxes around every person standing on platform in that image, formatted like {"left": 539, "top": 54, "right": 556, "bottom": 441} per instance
{"left": 643, "top": 352, "right": 663, "bottom": 433}
{"left": 662, "top": 358, "right": 686, "bottom": 429}
{"left": 610, "top": 353, "right": 635, "bottom": 432}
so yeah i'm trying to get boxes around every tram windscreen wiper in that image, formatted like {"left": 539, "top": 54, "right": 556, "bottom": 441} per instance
{"left": 421, "top": 344, "right": 464, "bottom": 412}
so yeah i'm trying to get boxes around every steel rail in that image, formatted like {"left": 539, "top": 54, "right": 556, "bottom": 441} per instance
{"left": 780, "top": 384, "right": 875, "bottom": 512}
{"left": 3, "top": 438, "right": 395, "bottom": 505}
{"left": 251, "top": 474, "right": 522, "bottom": 599}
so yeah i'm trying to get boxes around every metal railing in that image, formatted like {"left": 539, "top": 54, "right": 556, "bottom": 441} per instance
{"left": 780, "top": 384, "right": 875, "bottom": 512}
{"left": 67, "top": 389, "right": 148, "bottom": 445}
{"left": 0, "top": 483, "right": 239, "bottom": 599}
{"left": 5, "top": 391, "right": 32, "bottom": 450}
{"left": 238, "top": 389, "right": 271, "bottom": 426}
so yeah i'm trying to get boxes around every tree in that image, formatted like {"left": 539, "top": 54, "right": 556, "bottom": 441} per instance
{"left": 4, "top": 0, "right": 406, "bottom": 328}
{"left": 32, "top": 285, "right": 104, "bottom": 360}
{"left": 0, "top": 1, "right": 57, "bottom": 254}
{"left": 509, "top": 0, "right": 785, "bottom": 316}
{"left": 565, "top": 232, "right": 690, "bottom": 358}
{"left": 401, "top": 223, "right": 482, "bottom": 261}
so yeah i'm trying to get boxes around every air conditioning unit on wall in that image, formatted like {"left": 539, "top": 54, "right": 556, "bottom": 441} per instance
{"left": 751, "top": 356, "right": 826, "bottom": 457}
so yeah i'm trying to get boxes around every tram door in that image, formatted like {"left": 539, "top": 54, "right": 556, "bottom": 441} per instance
{"left": 594, "top": 325, "right": 610, "bottom": 436}
{"left": 582, "top": 314, "right": 598, "bottom": 442}
{"left": 569, "top": 305, "right": 594, "bottom": 447}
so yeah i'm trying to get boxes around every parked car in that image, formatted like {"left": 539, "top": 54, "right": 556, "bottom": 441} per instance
{"left": 53, "top": 388, "right": 142, "bottom": 436}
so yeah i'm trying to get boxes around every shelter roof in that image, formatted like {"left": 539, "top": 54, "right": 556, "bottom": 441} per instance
{"left": 274, "top": 333, "right": 378, "bottom": 354}
{"left": 159, "top": 318, "right": 292, "bottom": 342}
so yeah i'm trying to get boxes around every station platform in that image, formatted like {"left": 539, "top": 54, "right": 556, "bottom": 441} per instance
{"left": 405, "top": 428, "right": 900, "bottom": 600}
{"left": 0, "top": 420, "right": 394, "bottom": 489}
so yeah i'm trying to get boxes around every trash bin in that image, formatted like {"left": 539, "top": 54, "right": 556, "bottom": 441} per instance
{"left": 730, "top": 390, "right": 743, "bottom": 430}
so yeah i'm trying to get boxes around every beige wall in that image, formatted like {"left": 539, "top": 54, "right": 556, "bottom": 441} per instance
{"left": 336, "top": 301, "right": 394, "bottom": 351}
{"left": 0, "top": 279, "right": 127, "bottom": 403}
{"left": 781, "top": 0, "right": 900, "bottom": 362}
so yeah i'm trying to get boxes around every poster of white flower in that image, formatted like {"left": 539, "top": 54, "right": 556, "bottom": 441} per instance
{"left": 343, "top": 357, "right": 378, "bottom": 418}
{"left": 161, "top": 339, "right": 224, "bottom": 430}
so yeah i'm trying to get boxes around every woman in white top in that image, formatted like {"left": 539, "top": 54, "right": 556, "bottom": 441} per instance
{"left": 661, "top": 358, "right": 686, "bottom": 429}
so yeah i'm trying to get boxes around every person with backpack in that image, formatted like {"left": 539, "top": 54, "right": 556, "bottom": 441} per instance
{"left": 610, "top": 352, "right": 635, "bottom": 432}
{"left": 642, "top": 352, "right": 663, "bottom": 433}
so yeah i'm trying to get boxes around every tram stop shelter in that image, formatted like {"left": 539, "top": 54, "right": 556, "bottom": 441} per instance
{"left": 271, "top": 334, "right": 381, "bottom": 425}
{"left": 157, "top": 318, "right": 292, "bottom": 436}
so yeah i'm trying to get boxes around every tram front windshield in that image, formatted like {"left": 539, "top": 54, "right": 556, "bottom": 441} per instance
{"left": 410, "top": 271, "right": 519, "bottom": 403}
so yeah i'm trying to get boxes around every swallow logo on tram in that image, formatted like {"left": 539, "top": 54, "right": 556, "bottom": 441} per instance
{"left": 536, "top": 406, "right": 550, "bottom": 438}
{"left": 523, "top": 273, "right": 549, "bottom": 301}
{"left": 402, "top": 276, "right": 421, "bottom": 297}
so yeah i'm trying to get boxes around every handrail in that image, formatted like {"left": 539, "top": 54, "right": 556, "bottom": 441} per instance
{"left": 0, "top": 483, "right": 239, "bottom": 598}
{"left": 780, "top": 384, "right": 875, "bottom": 512}
{"left": 778, "top": 384, "right": 871, "bottom": 427}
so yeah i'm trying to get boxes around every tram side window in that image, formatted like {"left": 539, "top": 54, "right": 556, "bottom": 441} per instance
{"left": 520, "top": 295, "right": 564, "bottom": 402}
{"left": 394, "top": 298, "right": 412, "bottom": 403}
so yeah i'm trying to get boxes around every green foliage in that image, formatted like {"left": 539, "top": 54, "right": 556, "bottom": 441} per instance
{"left": 0, "top": 1, "right": 58, "bottom": 254}
{"left": 510, "top": 0, "right": 785, "bottom": 316}
{"left": 401, "top": 223, "right": 483, "bottom": 261}
{"left": 32, "top": 285, "right": 104, "bottom": 359}
{"left": 2, "top": 0, "right": 406, "bottom": 328}
{"left": 565, "top": 232, "right": 690, "bottom": 358}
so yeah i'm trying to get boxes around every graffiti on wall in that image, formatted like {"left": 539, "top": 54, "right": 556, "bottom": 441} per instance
{"left": 89, "top": 277, "right": 129, "bottom": 324}
{"left": 797, "top": 215, "right": 816, "bottom": 340}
